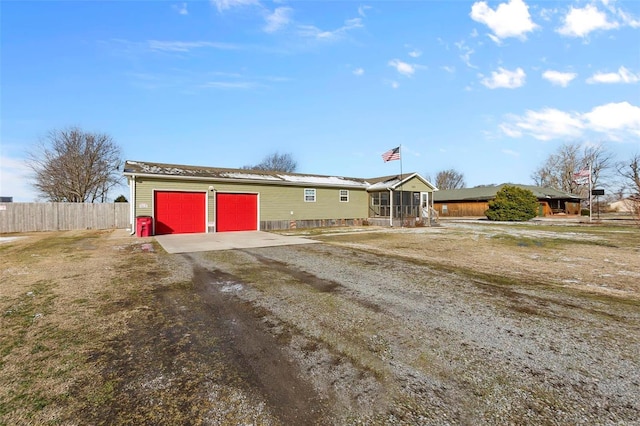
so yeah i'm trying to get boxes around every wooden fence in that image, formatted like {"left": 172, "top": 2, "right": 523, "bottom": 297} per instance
{"left": 0, "top": 203, "right": 130, "bottom": 233}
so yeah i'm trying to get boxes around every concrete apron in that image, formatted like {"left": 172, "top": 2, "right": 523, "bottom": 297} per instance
{"left": 154, "top": 231, "right": 319, "bottom": 254}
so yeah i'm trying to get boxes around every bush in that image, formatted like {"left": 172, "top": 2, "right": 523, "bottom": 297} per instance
{"left": 485, "top": 185, "right": 539, "bottom": 221}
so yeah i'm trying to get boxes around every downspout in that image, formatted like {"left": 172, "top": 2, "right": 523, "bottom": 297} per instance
{"left": 129, "top": 175, "right": 136, "bottom": 235}
{"left": 431, "top": 192, "right": 434, "bottom": 223}
{"left": 389, "top": 188, "right": 393, "bottom": 227}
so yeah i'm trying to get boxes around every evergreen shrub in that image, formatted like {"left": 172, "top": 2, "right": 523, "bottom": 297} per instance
{"left": 485, "top": 185, "right": 539, "bottom": 221}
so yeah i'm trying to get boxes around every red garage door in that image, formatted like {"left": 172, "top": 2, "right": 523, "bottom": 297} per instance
{"left": 216, "top": 193, "right": 258, "bottom": 232}
{"left": 154, "top": 191, "right": 206, "bottom": 235}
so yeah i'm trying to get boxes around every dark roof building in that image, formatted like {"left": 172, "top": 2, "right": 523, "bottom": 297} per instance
{"left": 433, "top": 184, "right": 582, "bottom": 218}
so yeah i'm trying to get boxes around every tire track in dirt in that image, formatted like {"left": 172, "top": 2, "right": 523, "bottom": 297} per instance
{"left": 184, "top": 254, "right": 331, "bottom": 425}
{"left": 241, "top": 250, "right": 384, "bottom": 314}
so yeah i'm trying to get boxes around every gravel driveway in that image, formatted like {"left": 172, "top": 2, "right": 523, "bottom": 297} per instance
{"left": 4, "top": 226, "right": 638, "bottom": 425}
{"left": 146, "top": 237, "right": 639, "bottom": 425}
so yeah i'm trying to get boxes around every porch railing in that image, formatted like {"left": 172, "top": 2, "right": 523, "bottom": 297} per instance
{"left": 369, "top": 205, "right": 421, "bottom": 218}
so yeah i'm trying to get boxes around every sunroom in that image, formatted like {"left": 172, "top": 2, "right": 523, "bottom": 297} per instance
{"left": 366, "top": 173, "right": 438, "bottom": 226}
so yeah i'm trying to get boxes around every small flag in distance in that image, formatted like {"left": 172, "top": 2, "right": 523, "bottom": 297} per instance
{"left": 573, "top": 169, "right": 590, "bottom": 178}
{"left": 382, "top": 146, "right": 401, "bottom": 162}
{"left": 573, "top": 168, "right": 590, "bottom": 184}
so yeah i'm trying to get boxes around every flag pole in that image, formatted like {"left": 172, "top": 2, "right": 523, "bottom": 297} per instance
{"left": 588, "top": 162, "right": 592, "bottom": 223}
{"left": 399, "top": 145, "right": 403, "bottom": 227}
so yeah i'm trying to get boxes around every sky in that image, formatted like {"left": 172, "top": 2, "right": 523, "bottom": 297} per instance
{"left": 1, "top": 0, "right": 639, "bottom": 202}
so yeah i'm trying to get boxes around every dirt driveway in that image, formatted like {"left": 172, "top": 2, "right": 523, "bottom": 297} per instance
{"left": 1, "top": 222, "right": 639, "bottom": 425}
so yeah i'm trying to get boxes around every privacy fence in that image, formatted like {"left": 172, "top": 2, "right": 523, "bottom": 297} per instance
{"left": 0, "top": 203, "right": 130, "bottom": 233}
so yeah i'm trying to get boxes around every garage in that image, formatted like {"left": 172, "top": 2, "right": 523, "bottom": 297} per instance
{"left": 154, "top": 191, "right": 206, "bottom": 235}
{"left": 216, "top": 193, "right": 258, "bottom": 232}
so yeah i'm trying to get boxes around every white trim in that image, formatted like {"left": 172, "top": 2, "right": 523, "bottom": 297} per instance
{"left": 420, "top": 192, "right": 429, "bottom": 221}
{"left": 153, "top": 189, "right": 208, "bottom": 234}
{"left": 367, "top": 172, "right": 438, "bottom": 192}
{"left": 339, "top": 189, "right": 349, "bottom": 202}
{"left": 389, "top": 189, "right": 393, "bottom": 227}
{"left": 129, "top": 176, "right": 136, "bottom": 235}
{"left": 304, "top": 188, "right": 317, "bottom": 202}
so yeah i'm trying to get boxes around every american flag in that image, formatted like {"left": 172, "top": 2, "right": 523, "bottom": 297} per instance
{"left": 382, "top": 146, "right": 401, "bottom": 162}
{"left": 573, "top": 168, "right": 590, "bottom": 184}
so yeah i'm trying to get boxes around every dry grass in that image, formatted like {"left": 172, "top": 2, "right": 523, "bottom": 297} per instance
{"left": 310, "top": 222, "right": 640, "bottom": 298}
{"left": 0, "top": 230, "right": 162, "bottom": 425}
{"left": 1, "top": 222, "right": 639, "bottom": 424}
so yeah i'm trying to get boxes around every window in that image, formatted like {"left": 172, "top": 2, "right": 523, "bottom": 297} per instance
{"left": 371, "top": 192, "right": 389, "bottom": 206}
{"left": 442, "top": 204, "right": 448, "bottom": 214}
{"left": 304, "top": 188, "right": 316, "bottom": 202}
{"left": 339, "top": 189, "right": 349, "bottom": 202}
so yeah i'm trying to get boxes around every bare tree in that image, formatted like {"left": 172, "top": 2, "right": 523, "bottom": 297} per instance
{"left": 531, "top": 142, "right": 581, "bottom": 193}
{"left": 27, "top": 127, "right": 123, "bottom": 202}
{"left": 243, "top": 152, "right": 297, "bottom": 172}
{"left": 430, "top": 169, "right": 466, "bottom": 190}
{"left": 617, "top": 153, "right": 640, "bottom": 223}
{"left": 617, "top": 153, "right": 640, "bottom": 195}
{"left": 531, "top": 142, "right": 614, "bottom": 195}
{"left": 582, "top": 144, "right": 615, "bottom": 190}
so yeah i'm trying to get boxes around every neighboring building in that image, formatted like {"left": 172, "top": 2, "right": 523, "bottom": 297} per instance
{"left": 433, "top": 184, "right": 582, "bottom": 218}
{"left": 609, "top": 197, "right": 639, "bottom": 213}
{"left": 0, "top": 197, "right": 13, "bottom": 203}
{"left": 123, "top": 161, "right": 437, "bottom": 235}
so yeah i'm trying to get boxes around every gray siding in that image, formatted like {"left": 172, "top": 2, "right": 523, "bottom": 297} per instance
{"left": 0, "top": 203, "right": 130, "bottom": 233}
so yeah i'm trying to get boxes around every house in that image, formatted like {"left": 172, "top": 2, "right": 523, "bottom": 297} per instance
{"left": 123, "top": 161, "right": 437, "bottom": 235}
{"left": 432, "top": 184, "right": 582, "bottom": 218}
{"left": 609, "top": 197, "right": 639, "bottom": 213}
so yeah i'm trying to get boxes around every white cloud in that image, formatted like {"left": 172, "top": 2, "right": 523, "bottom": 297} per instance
{"left": 503, "top": 108, "right": 584, "bottom": 140}
{"left": 201, "top": 81, "right": 258, "bottom": 89}
{"left": 557, "top": 4, "right": 618, "bottom": 37}
{"left": 211, "top": 0, "right": 259, "bottom": 12}
{"left": 147, "top": 40, "right": 239, "bottom": 52}
{"left": 358, "top": 5, "right": 371, "bottom": 17}
{"left": 500, "top": 102, "right": 640, "bottom": 141}
{"left": 353, "top": 68, "right": 364, "bottom": 76}
{"left": 587, "top": 66, "right": 640, "bottom": 84}
{"left": 387, "top": 80, "right": 399, "bottom": 89}
{"left": 297, "top": 17, "right": 363, "bottom": 41}
{"left": 614, "top": 7, "right": 640, "bottom": 28}
{"left": 542, "top": 70, "right": 577, "bottom": 87}
{"left": 539, "top": 6, "right": 557, "bottom": 22}
{"left": 500, "top": 124, "right": 522, "bottom": 138}
{"left": 408, "top": 49, "right": 422, "bottom": 58}
{"left": 481, "top": 67, "right": 526, "bottom": 89}
{"left": 0, "top": 156, "right": 36, "bottom": 202}
{"left": 264, "top": 7, "right": 292, "bottom": 33}
{"left": 583, "top": 102, "right": 640, "bottom": 137}
{"left": 470, "top": 0, "right": 538, "bottom": 41}
{"left": 172, "top": 3, "right": 188, "bottom": 15}
{"left": 388, "top": 59, "right": 415, "bottom": 77}
{"left": 455, "top": 41, "right": 476, "bottom": 68}
{"left": 442, "top": 65, "right": 455, "bottom": 73}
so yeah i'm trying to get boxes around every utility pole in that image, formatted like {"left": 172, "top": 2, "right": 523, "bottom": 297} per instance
{"left": 589, "top": 162, "right": 592, "bottom": 223}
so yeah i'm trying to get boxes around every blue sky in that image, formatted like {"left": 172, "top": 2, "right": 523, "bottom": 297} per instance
{"left": 1, "top": 0, "right": 639, "bottom": 201}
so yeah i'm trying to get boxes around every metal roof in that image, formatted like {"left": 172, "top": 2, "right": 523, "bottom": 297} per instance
{"left": 432, "top": 184, "right": 582, "bottom": 202}
{"left": 124, "top": 160, "right": 371, "bottom": 188}
{"left": 123, "top": 160, "right": 437, "bottom": 191}
{"left": 366, "top": 173, "right": 438, "bottom": 191}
